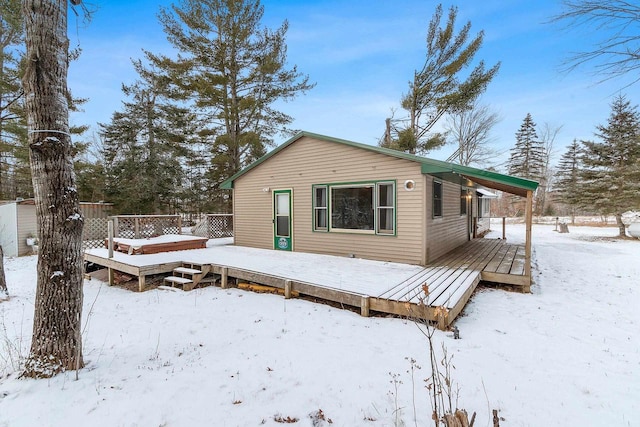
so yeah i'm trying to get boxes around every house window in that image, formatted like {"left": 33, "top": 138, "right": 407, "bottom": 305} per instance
{"left": 478, "top": 196, "right": 491, "bottom": 218}
{"left": 433, "top": 180, "right": 443, "bottom": 218}
{"left": 460, "top": 187, "right": 468, "bottom": 215}
{"left": 314, "top": 181, "right": 396, "bottom": 235}
{"left": 331, "top": 185, "right": 374, "bottom": 231}
{"left": 376, "top": 182, "right": 394, "bottom": 234}
{"left": 313, "top": 186, "right": 328, "bottom": 231}
{"left": 484, "top": 198, "right": 491, "bottom": 216}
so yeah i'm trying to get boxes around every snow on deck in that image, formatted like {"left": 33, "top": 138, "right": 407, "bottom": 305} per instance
{"left": 86, "top": 238, "right": 425, "bottom": 297}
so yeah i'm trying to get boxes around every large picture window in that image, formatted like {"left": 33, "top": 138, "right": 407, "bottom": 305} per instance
{"left": 331, "top": 185, "right": 374, "bottom": 230}
{"left": 433, "top": 180, "right": 443, "bottom": 218}
{"left": 313, "top": 181, "right": 396, "bottom": 235}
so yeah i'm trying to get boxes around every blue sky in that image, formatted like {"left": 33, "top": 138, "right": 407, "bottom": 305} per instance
{"left": 67, "top": 0, "right": 640, "bottom": 168}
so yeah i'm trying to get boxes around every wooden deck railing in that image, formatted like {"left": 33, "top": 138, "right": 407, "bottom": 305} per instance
{"left": 112, "top": 215, "right": 182, "bottom": 239}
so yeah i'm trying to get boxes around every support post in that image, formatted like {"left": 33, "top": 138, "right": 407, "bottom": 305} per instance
{"left": 108, "top": 268, "right": 114, "bottom": 286}
{"left": 138, "top": 274, "right": 145, "bottom": 292}
{"left": 177, "top": 215, "right": 182, "bottom": 234}
{"left": 502, "top": 217, "right": 506, "bottom": 240}
{"left": 107, "top": 219, "right": 114, "bottom": 259}
{"left": 112, "top": 216, "right": 119, "bottom": 238}
{"left": 361, "top": 295, "right": 370, "bottom": 317}
{"left": 284, "top": 280, "right": 292, "bottom": 299}
{"left": 134, "top": 218, "right": 140, "bottom": 239}
{"left": 524, "top": 190, "right": 533, "bottom": 292}
{"left": 221, "top": 267, "right": 228, "bottom": 289}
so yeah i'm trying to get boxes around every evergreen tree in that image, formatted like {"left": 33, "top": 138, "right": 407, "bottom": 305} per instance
{"left": 0, "top": 0, "right": 27, "bottom": 199}
{"left": 148, "top": 0, "right": 314, "bottom": 210}
{"left": 554, "top": 139, "right": 583, "bottom": 223}
{"left": 508, "top": 113, "right": 546, "bottom": 180}
{"left": 100, "top": 60, "right": 196, "bottom": 214}
{"left": 580, "top": 95, "right": 640, "bottom": 237}
{"left": 507, "top": 113, "right": 546, "bottom": 215}
{"left": 1, "top": 4, "right": 88, "bottom": 200}
{"left": 381, "top": 4, "right": 500, "bottom": 155}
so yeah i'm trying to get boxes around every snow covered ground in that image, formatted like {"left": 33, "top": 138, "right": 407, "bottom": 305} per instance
{"left": 0, "top": 224, "right": 638, "bottom": 426}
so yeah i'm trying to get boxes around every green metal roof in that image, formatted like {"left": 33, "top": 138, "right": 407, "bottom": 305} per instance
{"left": 220, "top": 131, "right": 538, "bottom": 196}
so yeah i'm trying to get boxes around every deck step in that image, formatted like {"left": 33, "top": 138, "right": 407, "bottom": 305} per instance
{"left": 164, "top": 276, "right": 193, "bottom": 285}
{"left": 173, "top": 267, "right": 202, "bottom": 275}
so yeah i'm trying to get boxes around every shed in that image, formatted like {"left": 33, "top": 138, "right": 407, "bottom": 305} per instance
{"left": 221, "top": 131, "right": 537, "bottom": 270}
{"left": 0, "top": 199, "right": 113, "bottom": 257}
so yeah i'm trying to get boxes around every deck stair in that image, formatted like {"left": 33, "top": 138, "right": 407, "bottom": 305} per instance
{"left": 163, "top": 262, "right": 211, "bottom": 291}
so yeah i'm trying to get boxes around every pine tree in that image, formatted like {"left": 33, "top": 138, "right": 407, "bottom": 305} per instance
{"left": 2, "top": 3, "right": 88, "bottom": 200}
{"left": 0, "top": 0, "right": 27, "bottom": 199}
{"left": 148, "top": 0, "right": 314, "bottom": 211}
{"left": 581, "top": 95, "right": 640, "bottom": 237}
{"left": 100, "top": 60, "right": 196, "bottom": 214}
{"left": 507, "top": 113, "right": 546, "bottom": 215}
{"left": 381, "top": 4, "right": 500, "bottom": 155}
{"left": 555, "top": 139, "right": 583, "bottom": 223}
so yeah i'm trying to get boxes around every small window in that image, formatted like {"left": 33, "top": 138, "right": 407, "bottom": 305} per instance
{"left": 478, "top": 196, "right": 490, "bottom": 218}
{"left": 460, "top": 188, "right": 468, "bottom": 215}
{"left": 314, "top": 186, "right": 327, "bottom": 231}
{"left": 376, "top": 182, "right": 394, "bottom": 234}
{"left": 433, "top": 180, "right": 443, "bottom": 218}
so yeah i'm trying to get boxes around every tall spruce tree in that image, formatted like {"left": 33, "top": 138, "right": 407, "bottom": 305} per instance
{"left": 100, "top": 60, "right": 195, "bottom": 214}
{"left": 581, "top": 95, "right": 640, "bottom": 237}
{"left": 507, "top": 113, "right": 546, "bottom": 215}
{"left": 381, "top": 4, "right": 500, "bottom": 155}
{"left": 148, "top": 0, "right": 314, "bottom": 210}
{"left": 555, "top": 139, "right": 583, "bottom": 223}
{"left": 508, "top": 113, "right": 546, "bottom": 180}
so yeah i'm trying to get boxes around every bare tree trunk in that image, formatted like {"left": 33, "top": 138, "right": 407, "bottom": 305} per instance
{"left": 615, "top": 213, "right": 626, "bottom": 238}
{"left": 0, "top": 245, "right": 7, "bottom": 297}
{"left": 21, "top": 0, "right": 84, "bottom": 378}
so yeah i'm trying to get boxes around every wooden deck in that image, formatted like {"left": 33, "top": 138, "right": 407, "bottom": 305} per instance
{"left": 372, "top": 239, "right": 529, "bottom": 327}
{"left": 84, "top": 238, "right": 529, "bottom": 329}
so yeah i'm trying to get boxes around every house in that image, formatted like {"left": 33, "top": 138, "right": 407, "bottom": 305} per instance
{"left": 0, "top": 199, "right": 113, "bottom": 257}
{"left": 221, "top": 131, "right": 537, "bottom": 267}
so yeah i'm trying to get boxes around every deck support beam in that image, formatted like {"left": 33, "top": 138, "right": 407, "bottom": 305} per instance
{"left": 221, "top": 267, "right": 228, "bottom": 289}
{"left": 524, "top": 190, "right": 533, "bottom": 292}
{"left": 361, "top": 295, "right": 370, "bottom": 317}
{"left": 284, "top": 280, "right": 292, "bottom": 299}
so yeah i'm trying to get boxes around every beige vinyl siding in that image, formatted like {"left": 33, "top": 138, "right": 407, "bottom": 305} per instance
{"left": 233, "top": 136, "right": 426, "bottom": 265}
{"left": 16, "top": 204, "right": 37, "bottom": 256}
{"left": 425, "top": 177, "right": 468, "bottom": 262}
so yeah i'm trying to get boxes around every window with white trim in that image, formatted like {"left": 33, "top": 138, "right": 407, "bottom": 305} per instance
{"left": 376, "top": 182, "right": 394, "bottom": 234}
{"left": 478, "top": 196, "right": 491, "bottom": 218}
{"left": 313, "top": 186, "right": 328, "bottom": 231}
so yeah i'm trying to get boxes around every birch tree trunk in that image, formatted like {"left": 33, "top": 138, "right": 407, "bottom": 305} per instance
{"left": 21, "top": 0, "right": 84, "bottom": 378}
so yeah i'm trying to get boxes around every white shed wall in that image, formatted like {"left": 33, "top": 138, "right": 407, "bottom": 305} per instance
{"left": 0, "top": 204, "right": 18, "bottom": 257}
